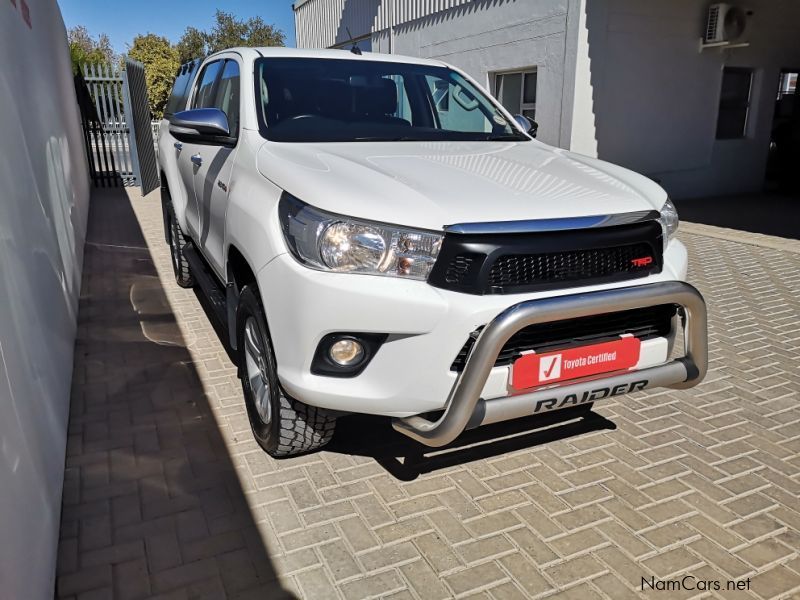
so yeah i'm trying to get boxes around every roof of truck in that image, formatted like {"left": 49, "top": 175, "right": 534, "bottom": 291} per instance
{"left": 205, "top": 47, "right": 449, "bottom": 68}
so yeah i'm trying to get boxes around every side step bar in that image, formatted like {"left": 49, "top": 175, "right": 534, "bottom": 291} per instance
{"left": 183, "top": 243, "right": 230, "bottom": 338}
{"left": 392, "top": 281, "right": 707, "bottom": 447}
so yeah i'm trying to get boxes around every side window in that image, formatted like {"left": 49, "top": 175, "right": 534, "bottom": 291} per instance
{"left": 383, "top": 75, "right": 412, "bottom": 123}
{"left": 191, "top": 60, "right": 222, "bottom": 109}
{"left": 165, "top": 59, "right": 201, "bottom": 117}
{"left": 425, "top": 75, "right": 490, "bottom": 132}
{"left": 214, "top": 60, "right": 240, "bottom": 137}
{"left": 431, "top": 79, "right": 449, "bottom": 112}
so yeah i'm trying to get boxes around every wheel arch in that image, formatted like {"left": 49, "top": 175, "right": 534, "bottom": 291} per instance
{"left": 227, "top": 243, "right": 258, "bottom": 295}
{"left": 226, "top": 243, "right": 260, "bottom": 352}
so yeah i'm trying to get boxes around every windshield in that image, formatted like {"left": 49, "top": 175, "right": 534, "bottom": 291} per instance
{"left": 254, "top": 57, "right": 528, "bottom": 143}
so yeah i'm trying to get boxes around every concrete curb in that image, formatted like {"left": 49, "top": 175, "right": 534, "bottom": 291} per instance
{"left": 680, "top": 221, "right": 800, "bottom": 255}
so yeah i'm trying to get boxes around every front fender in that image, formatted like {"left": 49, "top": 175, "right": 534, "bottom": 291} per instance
{"left": 224, "top": 161, "right": 286, "bottom": 282}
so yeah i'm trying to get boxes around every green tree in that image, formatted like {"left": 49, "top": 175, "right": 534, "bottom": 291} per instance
{"left": 68, "top": 26, "right": 115, "bottom": 73}
{"left": 206, "top": 10, "right": 285, "bottom": 51}
{"left": 175, "top": 10, "right": 285, "bottom": 62}
{"left": 127, "top": 34, "right": 180, "bottom": 119}
{"left": 175, "top": 26, "right": 206, "bottom": 64}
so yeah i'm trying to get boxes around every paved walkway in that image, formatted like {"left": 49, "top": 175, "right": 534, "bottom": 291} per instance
{"left": 57, "top": 188, "right": 800, "bottom": 599}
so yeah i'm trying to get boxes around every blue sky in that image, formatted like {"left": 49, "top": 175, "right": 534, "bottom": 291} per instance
{"left": 57, "top": 0, "right": 297, "bottom": 54}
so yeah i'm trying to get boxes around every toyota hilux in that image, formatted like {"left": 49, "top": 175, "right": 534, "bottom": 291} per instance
{"left": 158, "top": 47, "right": 707, "bottom": 457}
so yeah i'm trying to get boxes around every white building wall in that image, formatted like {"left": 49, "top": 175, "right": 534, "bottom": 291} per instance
{"left": 294, "top": 0, "right": 474, "bottom": 48}
{"left": 294, "top": 0, "right": 583, "bottom": 148}
{"left": 565, "top": 0, "right": 598, "bottom": 157}
{"left": 294, "top": 0, "right": 800, "bottom": 198}
{"left": 0, "top": 0, "right": 90, "bottom": 597}
{"left": 571, "top": 0, "right": 800, "bottom": 198}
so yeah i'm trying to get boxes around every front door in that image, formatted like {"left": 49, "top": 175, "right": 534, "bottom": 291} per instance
{"left": 180, "top": 59, "right": 224, "bottom": 239}
{"left": 191, "top": 58, "right": 241, "bottom": 278}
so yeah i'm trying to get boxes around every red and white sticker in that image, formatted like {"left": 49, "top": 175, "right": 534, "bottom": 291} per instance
{"left": 510, "top": 337, "right": 641, "bottom": 391}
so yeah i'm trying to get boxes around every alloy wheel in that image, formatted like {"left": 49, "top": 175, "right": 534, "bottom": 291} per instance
{"left": 243, "top": 316, "right": 272, "bottom": 425}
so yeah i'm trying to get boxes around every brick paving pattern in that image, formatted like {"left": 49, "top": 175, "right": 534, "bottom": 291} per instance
{"left": 57, "top": 188, "right": 800, "bottom": 599}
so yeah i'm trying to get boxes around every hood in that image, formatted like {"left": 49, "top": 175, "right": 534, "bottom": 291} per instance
{"left": 256, "top": 140, "right": 667, "bottom": 231}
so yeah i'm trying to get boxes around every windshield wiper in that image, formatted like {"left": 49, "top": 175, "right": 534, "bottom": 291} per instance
{"left": 353, "top": 136, "right": 427, "bottom": 142}
{"left": 485, "top": 134, "right": 528, "bottom": 141}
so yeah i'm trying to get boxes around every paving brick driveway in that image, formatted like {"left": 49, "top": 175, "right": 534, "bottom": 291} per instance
{"left": 57, "top": 188, "right": 800, "bottom": 600}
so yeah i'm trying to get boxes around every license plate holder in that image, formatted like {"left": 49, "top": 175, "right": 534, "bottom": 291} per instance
{"left": 510, "top": 337, "right": 642, "bottom": 391}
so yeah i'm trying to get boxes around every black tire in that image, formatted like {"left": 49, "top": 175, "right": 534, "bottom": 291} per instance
{"left": 165, "top": 200, "right": 194, "bottom": 288}
{"left": 236, "top": 285, "right": 336, "bottom": 457}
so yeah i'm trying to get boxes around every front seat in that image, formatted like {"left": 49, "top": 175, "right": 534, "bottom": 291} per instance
{"left": 353, "top": 78, "right": 409, "bottom": 125}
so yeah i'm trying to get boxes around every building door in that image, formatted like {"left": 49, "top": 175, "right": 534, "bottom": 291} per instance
{"left": 766, "top": 70, "right": 799, "bottom": 192}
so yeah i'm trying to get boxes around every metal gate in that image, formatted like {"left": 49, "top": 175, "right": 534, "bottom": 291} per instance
{"left": 122, "top": 58, "right": 160, "bottom": 195}
{"left": 74, "top": 59, "right": 159, "bottom": 194}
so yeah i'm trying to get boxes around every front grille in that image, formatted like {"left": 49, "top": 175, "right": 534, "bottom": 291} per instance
{"left": 450, "top": 304, "right": 677, "bottom": 372}
{"left": 445, "top": 253, "right": 479, "bottom": 285}
{"left": 488, "top": 242, "right": 655, "bottom": 289}
{"left": 427, "top": 221, "right": 663, "bottom": 295}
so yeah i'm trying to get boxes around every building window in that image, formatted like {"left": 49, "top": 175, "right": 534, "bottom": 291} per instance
{"left": 777, "top": 71, "right": 797, "bottom": 100}
{"left": 494, "top": 69, "right": 537, "bottom": 120}
{"left": 716, "top": 67, "right": 753, "bottom": 139}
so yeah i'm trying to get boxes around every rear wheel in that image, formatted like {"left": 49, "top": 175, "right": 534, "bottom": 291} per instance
{"left": 165, "top": 201, "right": 194, "bottom": 288}
{"left": 236, "top": 285, "right": 336, "bottom": 457}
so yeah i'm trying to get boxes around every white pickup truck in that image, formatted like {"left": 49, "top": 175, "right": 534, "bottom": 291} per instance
{"left": 158, "top": 47, "right": 707, "bottom": 457}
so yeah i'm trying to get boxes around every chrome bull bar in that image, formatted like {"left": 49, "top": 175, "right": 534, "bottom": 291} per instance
{"left": 392, "top": 281, "right": 707, "bottom": 447}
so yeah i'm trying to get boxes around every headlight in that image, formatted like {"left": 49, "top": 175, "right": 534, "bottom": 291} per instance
{"left": 658, "top": 198, "right": 679, "bottom": 250}
{"left": 279, "top": 194, "right": 443, "bottom": 280}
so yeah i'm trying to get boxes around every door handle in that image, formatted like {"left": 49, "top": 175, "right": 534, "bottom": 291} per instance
{"left": 190, "top": 154, "right": 202, "bottom": 167}
{"left": 174, "top": 142, "right": 183, "bottom": 151}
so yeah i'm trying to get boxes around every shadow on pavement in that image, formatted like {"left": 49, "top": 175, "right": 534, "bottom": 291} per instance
{"left": 327, "top": 407, "right": 617, "bottom": 482}
{"left": 57, "top": 187, "right": 294, "bottom": 599}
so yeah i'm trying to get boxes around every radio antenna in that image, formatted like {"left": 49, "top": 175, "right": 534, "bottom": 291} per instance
{"left": 346, "top": 27, "right": 362, "bottom": 55}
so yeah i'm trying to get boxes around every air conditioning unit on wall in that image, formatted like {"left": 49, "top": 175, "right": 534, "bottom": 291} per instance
{"left": 705, "top": 3, "right": 748, "bottom": 44}
{"left": 701, "top": 3, "right": 750, "bottom": 51}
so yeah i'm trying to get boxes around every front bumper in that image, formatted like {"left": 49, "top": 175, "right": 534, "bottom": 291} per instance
{"left": 392, "top": 280, "right": 707, "bottom": 447}
{"left": 256, "top": 241, "right": 694, "bottom": 419}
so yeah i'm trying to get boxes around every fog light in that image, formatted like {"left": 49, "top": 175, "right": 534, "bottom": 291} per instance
{"left": 329, "top": 339, "right": 364, "bottom": 366}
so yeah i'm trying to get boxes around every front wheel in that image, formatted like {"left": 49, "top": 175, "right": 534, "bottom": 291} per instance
{"left": 236, "top": 285, "right": 337, "bottom": 457}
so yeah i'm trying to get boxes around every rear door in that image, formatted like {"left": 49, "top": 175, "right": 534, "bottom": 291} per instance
{"left": 191, "top": 58, "right": 241, "bottom": 278}
{"left": 162, "top": 59, "right": 201, "bottom": 235}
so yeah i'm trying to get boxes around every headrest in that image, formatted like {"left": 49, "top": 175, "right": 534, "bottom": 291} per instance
{"left": 317, "top": 80, "right": 352, "bottom": 117}
{"left": 353, "top": 78, "right": 398, "bottom": 116}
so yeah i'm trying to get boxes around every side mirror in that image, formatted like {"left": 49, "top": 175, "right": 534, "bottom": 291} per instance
{"left": 169, "top": 108, "right": 232, "bottom": 144}
{"left": 513, "top": 114, "right": 539, "bottom": 138}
